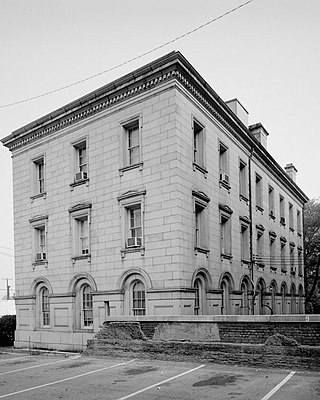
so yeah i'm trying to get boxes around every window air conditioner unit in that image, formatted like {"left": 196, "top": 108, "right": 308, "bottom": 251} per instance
{"left": 127, "top": 237, "right": 142, "bottom": 248}
{"left": 75, "top": 171, "right": 87, "bottom": 181}
{"left": 220, "top": 173, "right": 229, "bottom": 184}
{"left": 36, "top": 252, "right": 46, "bottom": 261}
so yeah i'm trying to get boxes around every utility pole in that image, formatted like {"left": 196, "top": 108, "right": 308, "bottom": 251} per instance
{"left": 2, "top": 278, "right": 12, "bottom": 300}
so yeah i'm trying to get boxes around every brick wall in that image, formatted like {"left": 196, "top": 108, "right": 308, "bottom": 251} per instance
{"left": 85, "top": 317, "right": 320, "bottom": 371}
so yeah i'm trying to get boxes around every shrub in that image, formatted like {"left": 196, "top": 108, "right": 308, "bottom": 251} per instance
{"left": 0, "top": 315, "right": 16, "bottom": 346}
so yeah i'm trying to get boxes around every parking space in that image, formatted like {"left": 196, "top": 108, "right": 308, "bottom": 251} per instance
{"left": 0, "top": 352, "right": 319, "bottom": 399}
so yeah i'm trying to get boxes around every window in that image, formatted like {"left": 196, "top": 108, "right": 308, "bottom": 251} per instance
{"left": 220, "top": 206, "right": 232, "bottom": 257}
{"left": 73, "top": 140, "right": 88, "bottom": 182}
{"left": 40, "top": 287, "right": 50, "bottom": 327}
{"left": 193, "top": 191, "right": 210, "bottom": 253}
{"left": 289, "top": 203, "right": 294, "bottom": 231}
{"left": 125, "top": 205, "right": 142, "bottom": 249}
{"left": 239, "top": 159, "right": 248, "bottom": 199}
{"left": 132, "top": 281, "right": 146, "bottom": 315}
{"left": 298, "top": 247, "right": 303, "bottom": 276}
{"left": 29, "top": 215, "right": 48, "bottom": 264}
{"left": 280, "top": 195, "right": 285, "bottom": 225}
{"left": 69, "top": 203, "right": 91, "bottom": 259}
{"left": 290, "top": 243, "right": 296, "bottom": 275}
{"left": 118, "top": 190, "right": 145, "bottom": 256}
{"left": 82, "top": 284, "right": 93, "bottom": 327}
{"left": 219, "top": 142, "right": 229, "bottom": 186}
{"left": 269, "top": 236, "right": 276, "bottom": 272}
{"left": 280, "top": 238, "right": 287, "bottom": 273}
{"left": 280, "top": 283, "right": 287, "bottom": 314}
{"left": 268, "top": 186, "right": 275, "bottom": 218}
{"left": 255, "top": 174, "right": 263, "bottom": 210}
{"left": 33, "top": 157, "right": 45, "bottom": 195}
{"left": 240, "top": 223, "right": 249, "bottom": 262}
{"left": 120, "top": 118, "right": 142, "bottom": 172}
{"left": 297, "top": 210, "right": 302, "bottom": 236}
{"left": 256, "top": 229, "right": 264, "bottom": 267}
{"left": 193, "top": 119, "right": 206, "bottom": 171}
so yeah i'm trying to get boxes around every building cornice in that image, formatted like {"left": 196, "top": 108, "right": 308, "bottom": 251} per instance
{"left": 1, "top": 51, "right": 308, "bottom": 203}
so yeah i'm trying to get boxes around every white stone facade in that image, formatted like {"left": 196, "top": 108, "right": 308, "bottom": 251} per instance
{"left": 2, "top": 52, "right": 308, "bottom": 351}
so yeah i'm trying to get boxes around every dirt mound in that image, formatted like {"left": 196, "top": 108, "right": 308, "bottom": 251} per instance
{"left": 264, "top": 333, "right": 299, "bottom": 347}
{"left": 95, "top": 322, "right": 147, "bottom": 341}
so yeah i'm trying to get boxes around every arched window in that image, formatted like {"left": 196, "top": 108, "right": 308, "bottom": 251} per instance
{"left": 256, "top": 279, "right": 266, "bottom": 315}
{"left": 298, "top": 285, "right": 304, "bottom": 314}
{"left": 280, "top": 283, "right": 287, "bottom": 314}
{"left": 220, "top": 274, "right": 233, "bottom": 315}
{"left": 132, "top": 281, "right": 145, "bottom": 316}
{"left": 290, "top": 284, "right": 296, "bottom": 314}
{"left": 194, "top": 278, "right": 205, "bottom": 315}
{"left": 40, "top": 287, "right": 50, "bottom": 327}
{"left": 81, "top": 284, "right": 93, "bottom": 328}
{"left": 240, "top": 278, "right": 251, "bottom": 315}
{"left": 269, "top": 281, "right": 277, "bottom": 315}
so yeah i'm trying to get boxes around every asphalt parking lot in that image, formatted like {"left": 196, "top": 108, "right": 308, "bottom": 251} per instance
{"left": 0, "top": 352, "right": 319, "bottom": 400}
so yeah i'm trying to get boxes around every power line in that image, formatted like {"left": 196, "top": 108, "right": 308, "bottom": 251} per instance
{"left": 0, "top": 245, "right": 13, "bottom": 251}
{"left": 0, "top": 0, "right": 255, "bottom": 109}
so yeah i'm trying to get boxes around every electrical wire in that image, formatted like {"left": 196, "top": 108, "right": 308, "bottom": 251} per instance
{"left": 0, "top": 0, "right": 255, "bottom": 109}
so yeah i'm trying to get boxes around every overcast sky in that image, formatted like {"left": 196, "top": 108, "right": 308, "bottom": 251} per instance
{"left": 1, "top": 0, "right": 319, "bottom": 292}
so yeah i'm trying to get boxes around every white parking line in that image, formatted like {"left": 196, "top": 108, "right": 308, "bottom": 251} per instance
{"left": 0, "top": 354, "right": 80, "bottom": 375}
{"left": 116, "top": 364, "right": 205, "bottom": 400}
{"left": 260, "top": 371, "right": 296, "bottom": 400}
{"left": 0, "top": 359, "right": 135, "bottom": 398}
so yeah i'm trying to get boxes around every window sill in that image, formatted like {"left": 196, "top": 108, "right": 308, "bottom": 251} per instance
{"left": 239, "top": 194, "right": 249, "bottom": 204}
{"left": 289, "top": 227, "right": 295, "bottom": 233}
{"left": 32, "top": 260, "right": 48, "bottom": 269}
{"left": 270, "top": 266, "right": 277, "bottom": 272}
{"left": 256, "top": 263, "right": 265, "bottom": 270}
{"left": 30, "top": 192, "right": 46, "bottom": 202}
{"left": 195, "top": 246, "right": 210, "bottom": 257}
{"left": 193, "top": 162, "right": 208, "bottom": 176}
{"left": 221, "top": 253, "right": 233, "bottom": 261}
{"left": 121, "top": 247, "right": 145, "bottom": 258}
{"left": 281, "top": 269, "right": 287, "bottom": 274}
{"left": 70, "top": 178, "right": 90, "bottom": 190}
{"left": 256, "top": 205, "right": 264, "bottom": 213}
{"left": 72, "top": 254, "right": 91, "bottom": 263}
{"left": 219, "top": 180, "right": 231, "bottom": 192}
{"left": 119, "top": 162, "right": 143, "bottom": 176}
{"left": 74, "top": 328, "right": 94, "bottom": 333}
{"left": 241, "top": 259, "right": 250, "bottom": 266}
{"left": 297, "top": 232, "right": 302, "bottom": 238}
{"left": 269, "top": 213, "right": 276, "bottom": 221}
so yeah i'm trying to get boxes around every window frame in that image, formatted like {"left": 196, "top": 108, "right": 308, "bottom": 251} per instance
{"left": 29, "top": 215, "right": 48, "bottom": 267}
{"left": 289, "top": 203, "right": 294, "bottom": 232}
{"left": 192, "top": 117, "right": 207, "bottom": 174}
{"left": 193, "top": 191, "right": 210, "bottom": 255}
{"left": 240, "top": 221, "right": 250, "bottom": 263}
{"left": 132, "top": 280, "right": 146, "bottom": 316}
{"left": 255, "top": 173, "right": 263, "bottom": 211}
{"left": 31, "top": 155, "right": 46, "bottom": 200}
{"left": 119, "top": 116, "right": 143, "bottom": 174}
{"left": 268, "top": 185, "right": 275, "bottom": 219}
{"left": 69, "top": 203, "right": 92, "bottom": 261}
{"left": 40, "top": 286, "right": 50, "bottom": 327}
{"left": 71, "top": 138, "right": 89, "bottom": 187}
{"left": 219, "top": 205, "right": 233, "bottom": 259}
{"left": 118, "top": 190, "right": 146, "bottom": 257}
{"left": 280, "top": 195, "right": 285, "bottom": 226}
{"left": 219, "top": 141, "right": 230, "bottom": 189}
{"left": 239, "top": 159, "right": 248, "bottom": 201}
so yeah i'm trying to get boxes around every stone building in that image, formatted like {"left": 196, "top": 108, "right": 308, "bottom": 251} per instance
{"left": 1, "top": 51, "right": 308, "bottom": 350}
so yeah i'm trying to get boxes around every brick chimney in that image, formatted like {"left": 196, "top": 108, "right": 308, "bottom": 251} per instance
{"left": 225, "top": 98, "right": 249, "bottom": 126}
{"left": 284, "top": 163, "right": 297, "bottom": 182}
{"left": 249, "top": 122, "right": 269, "bottom": 149}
